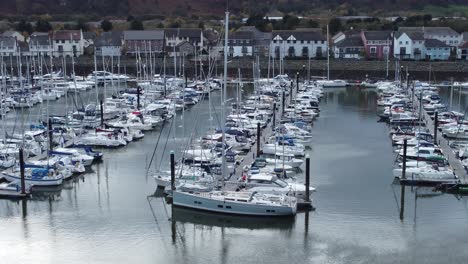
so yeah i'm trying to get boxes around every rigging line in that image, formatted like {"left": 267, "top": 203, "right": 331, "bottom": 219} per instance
{"left": 146, "top": 121, "right": 166, "bottom": 176}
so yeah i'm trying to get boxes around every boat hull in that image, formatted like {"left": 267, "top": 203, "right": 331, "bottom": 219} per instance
{"left": 173, "top": 191, "right": 296, "bottom": 216}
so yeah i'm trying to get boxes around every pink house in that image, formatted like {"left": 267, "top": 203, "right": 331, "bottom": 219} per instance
{"left": 361, "top": 31, "right": 393, "bottom": 59}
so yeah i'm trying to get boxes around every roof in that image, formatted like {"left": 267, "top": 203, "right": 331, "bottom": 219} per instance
{"left": 395, "top": 31, "right": 425, "bottom": 40}
{"left": 123, "top": 30, "right": 164, "bottom": 40}
{"left": 51, "top": 30, "right": 82, "bottom": 41}
{"left": 164, "top": 28, "right": 201, "bottom": 39}
{"left": 229, "top": 30, "right": 254, "bottom": 40}
{"left": 2, "top": 31, "right": 20, "bottom": 37}
{"left": 272, "top": 29, "right": 325, "bottom": 41}
{"left": 0, "top": 36, "right": 16, "bottom": 48}
{"left": 363, "top": 31, "right": 392, "bottom": 40}
{"left": 400, "top": 26, "right": 459, "bottom": 37}
{"left": 425, "top": 38, "right": 449, "bottom": 48}
{"left": 335, "top": 36, "right": 364, "bottom": 47}
{"left": 95, "top": 31, "right": 123, "bottom": 47}
{"left": 29, "top": 34, "right": 51, "bottom": 46}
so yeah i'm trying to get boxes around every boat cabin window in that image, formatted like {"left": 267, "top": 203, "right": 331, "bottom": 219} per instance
{"left": 274, "top": 179, "right": 288, "bottom": 188}
{"left": 418, "top": 150, "right": 430, "bottom": 154}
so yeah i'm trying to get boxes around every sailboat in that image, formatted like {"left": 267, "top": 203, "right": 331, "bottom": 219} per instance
{"left": 171, "top": 11, "right": 298, "bottom": 216}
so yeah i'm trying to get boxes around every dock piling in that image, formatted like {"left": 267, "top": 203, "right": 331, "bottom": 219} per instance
{"left": 170, "top": 151, "right": 175, "bottom": 191}
{"left": 434, "top": 111, "right": 438, "bottom": 144}
{"left": 402, "top": 139, "right": 407, "bottom": 180}
{"left": 48, "top": 118, "right": 53, "bottom": 152}
{"left": 281, "top": 91, "right": 285, "bottom": 116}
{"left": 305, "top": 156, "right": 310, "bottom": 202}
{"left": 272, "top": 102, "right": 276, "bottom": 129}
{"left": 256, "top": 122, "right": 261, "bottom": 157}
{"left": 137, "top": 86, "right": 141, "bottom": 110}
{"left": 100, "top": 100, "right": 104, "bottom": 127}
{"left": 19, "top": 148, "right": 25, "bottom": 194}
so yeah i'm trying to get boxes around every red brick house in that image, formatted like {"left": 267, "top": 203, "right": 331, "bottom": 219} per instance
{"left": 361, "top": 31, "right": 393, "bottom": 59}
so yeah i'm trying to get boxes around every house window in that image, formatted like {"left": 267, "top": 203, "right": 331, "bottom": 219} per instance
{"left": 241, "top": 46, "right": 248, "bottom": 55}
{"left": 405, "top": 41, "right": 408, "bottom": 44}
{"left": 370, "top": 47, "right": 377, "bottom": 55}
{"left": 302, "top": 46, "right": 309, "bottom": 57}
{"left": 275, "top": 46, "right": 280, "bottom": 58}
{"left": 288, "top": 46, "right": 295, "bottom": 57}
{"left": 316, "top": 47, "right": 323, "bottom": 57}
{"left": 399, "top": 41, "right": 402, "bottom": 44}
{"left": 229, "top": 47, "right": 234, "bottom": 56}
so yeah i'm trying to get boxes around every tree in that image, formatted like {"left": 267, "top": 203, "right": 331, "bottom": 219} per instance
{"left": 76, "top": 18, "right": 89, "bottom": 31}
{"left": 127, "top": 15, "right": 135, "bottom": 22}
{"left": 282, "top": 15, "right": 300, "bottom": 30}
{"left": 35, "top": 18, "right": 52, "bottom": 32}
{"left": 306, "top": 19, "right": 319, "bottom": 28}
{"left": 16, "top": 19, "right": 33, "bottom": 35}
{"left": 198, "top": 21, "right": 205, "bottom": 29}
{"left": 130, "top": 20, "right": 144, "bottom": 30}
{"left": 101, "top": 20, "right": 113, "bottom": 32}
{"left": 328, "top": 18, "right": 342, "bottom": 35}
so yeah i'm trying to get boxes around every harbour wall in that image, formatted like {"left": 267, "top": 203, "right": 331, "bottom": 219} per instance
{"left": 11, "top": 56, "right": 468, "bottom": 81}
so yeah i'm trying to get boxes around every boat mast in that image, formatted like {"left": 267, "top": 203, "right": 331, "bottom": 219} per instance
{"left": 221, "top": 11, "right": 229, "bottom": 185}
{"left": 327, "top": 24, "right": 330, "bottom": 81}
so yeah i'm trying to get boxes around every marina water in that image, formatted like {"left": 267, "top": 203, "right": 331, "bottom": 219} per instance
{"left": 1, "top": 86, "right": 468, "bottom": 263}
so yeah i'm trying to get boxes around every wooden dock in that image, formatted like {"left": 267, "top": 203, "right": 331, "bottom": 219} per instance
{"left": 416, "top": 95, "right": 468, "bottom": 184}
{"left": 224, "top": 86, "right": 295, "bottom": 189}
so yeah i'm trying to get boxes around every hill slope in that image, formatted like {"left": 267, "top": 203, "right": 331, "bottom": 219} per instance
{"left": 1, "top": 0, "right": 467, "bottom": 17}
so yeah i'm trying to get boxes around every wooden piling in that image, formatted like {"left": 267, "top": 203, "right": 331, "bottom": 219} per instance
{"left": 256, "top": 122, "right": 261, "bottom": 157}
{"left": 100, "top": 100, "right": 104, "bottom": 127}
{"left": 48, "top": 118, "right": 53, "bottom": 152}
{"left": 402, "top": 139, "right": 407, "bottom": 180}
{"left": 434, "top": 111, "right": 438, "bottom": 145}
{"left": 137, "top": 86, "right": 141, "bottom": 110}
{"left": 170, "top": 151, "right": 175, "bottom": 191}
{"left": 272, "top": 102, "right": 276, "bottom": 129}
{"left": 305, "top": 156, "right": 310, "bottom": 202}
{"left": 19, "top": 148, "right": 25, "bottom": 194}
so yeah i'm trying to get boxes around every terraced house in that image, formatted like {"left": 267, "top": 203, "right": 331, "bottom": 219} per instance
{"left": 270, "top": 29, "right": 327, "bottom": 59}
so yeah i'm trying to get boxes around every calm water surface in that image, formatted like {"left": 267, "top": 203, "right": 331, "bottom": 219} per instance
{"left": 1, "top": 86, "right": 468, "bottom": 264}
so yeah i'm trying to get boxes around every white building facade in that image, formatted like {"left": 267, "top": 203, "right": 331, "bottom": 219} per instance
{"left": 270, "top": 29, "right": 327, "bottom": 59}
{"left": 51, "top": 30, "right": 85, "bottom": 57}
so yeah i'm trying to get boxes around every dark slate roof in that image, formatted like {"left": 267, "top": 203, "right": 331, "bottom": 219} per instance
{"left": 425, "top": 38, "right": 449, "bottom": 48}
{"left": 395, "top": 31, "right": 424, "bottom": 40}
{"left": 363, "top": 31, "right": 392, "bottom": 40}
{"left": 29, "top": 34, "right": 51, "bottom": 46}
{"left": 229, "top": 30, "right": 254, "bottom": 40}
{"left": 51, "top": 30, "right": 82, "bottom": 40}
{"left": 0, "top": 36, "right": 16, "bottom": 48}
{"left": 95, "top": 31, "right": 123, "bottom": 47}
{"left": 164, "top": 28, "right": 201, "bottom": 39}
{"left": 272, "top": 29, "right": 325, "bottom": 41}
{"left": 123, "top": 30, "right": 164, "bottom": 40}
{"left": 335, "top": 36, "right": 364, "bottom": 47}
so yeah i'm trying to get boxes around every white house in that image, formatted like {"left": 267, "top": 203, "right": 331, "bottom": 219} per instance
{"left": 0, "top": 36, "right": 18, "bottom": 56}
{"left": 270, "top": 29, "right": 327, "bottom": 59}
{"left": 29, "top": 32, "right": 53, "bottom": 56}
{"left": 51, "top": 30, "right": 85, "bottom": 57}
{"left": 393, "top": 31, "right": 425, "bottom": 60}
{"left": 425, "top": 39, "right": 451, "bottom": 60}
{"left": 228, "top": 30, "right": 254, "bottom": 57}
{"left": 95, "top": 31, "right": 123, "bottom": 57}
{"left": 400, "top": 27, "right": 462, "bottom": 47}
{"left": 1, "top": 31, "right": 25, "bottom": 42}
{"left": 165, "top": 28, "right": 204, "bottom": 49}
